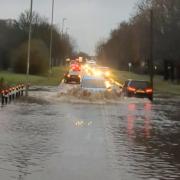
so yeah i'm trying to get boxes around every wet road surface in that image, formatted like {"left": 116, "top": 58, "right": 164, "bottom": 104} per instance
{"left": 0, "top": 86, "right": 180, "bottom": 180}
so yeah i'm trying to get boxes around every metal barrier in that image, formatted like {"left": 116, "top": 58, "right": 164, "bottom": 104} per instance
{"left": 0, "top": 84, "right": 25, "bottom": 105}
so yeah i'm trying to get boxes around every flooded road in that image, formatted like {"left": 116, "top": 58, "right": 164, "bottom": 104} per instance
{"left": 0, "top": 86, "right": 180, "bottom": 180}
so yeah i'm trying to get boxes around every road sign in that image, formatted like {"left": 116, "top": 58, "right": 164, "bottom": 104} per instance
{"left": 128, "top": 62, "right": 132, "bottom": 72}
{"left": 128, "top": 62, "right": 132, "bottom": 67}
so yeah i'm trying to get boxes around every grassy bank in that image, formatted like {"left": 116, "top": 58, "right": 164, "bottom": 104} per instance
{"left": 0, "top": 66, "right": 67, "bottom": 86}
{"left": 1, "top": 66, "right": 179, "bottom": 95}
{"left": 112, "top": 69, "right": 180, "bottom": 95}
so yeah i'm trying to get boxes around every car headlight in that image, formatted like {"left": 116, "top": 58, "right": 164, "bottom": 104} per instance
{"left": 94, "top": 70, "right": 102, "bottom": 76}
{"left": 105, "top": 80, "right": 111, "bottom": 88}
{"left": 105, "top": 71, "right": 110, "bottom": 76}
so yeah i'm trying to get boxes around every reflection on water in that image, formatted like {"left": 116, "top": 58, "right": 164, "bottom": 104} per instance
{"left": 127, "top": 115, "right": 134, "bottom": 137}
{"left": 0, "top": 103, "right": 63, "bottom": 180}
{"left": 74, "top": 120, "right": 93, "bottom": 128}
{"left": 107, "top": 98, "right": 180, "bottom": 180}
{"left": 127, "top": 103, "right": 152, "bottom": 139}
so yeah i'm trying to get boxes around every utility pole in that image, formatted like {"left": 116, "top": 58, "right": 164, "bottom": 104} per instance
{"left": 66, "top": 27, "right": 69, "bottom": 36}
{"left": 150, "top": 9, "right": 154, "bottom": 98}
{"left": 49, "top": 0, "right": 55, "bottom": 73}
{"left": 26, "top": 0, "right": 33, "bottom": 97}
{"left": 60, "top": 18, "right": 67, "bottom": 66}
{"left": 61, "top": 18, "right": 67, "bottom": 36}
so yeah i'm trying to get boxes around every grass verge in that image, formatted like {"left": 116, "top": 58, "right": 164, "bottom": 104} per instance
{"left": 0, "top": 66, "right": 67, "bottom": 86}
{"left": 1, "top": 66, "right": 179, "bottom": 95}
{"left": 112, "top": 69, "right": 180, "bottom": 95}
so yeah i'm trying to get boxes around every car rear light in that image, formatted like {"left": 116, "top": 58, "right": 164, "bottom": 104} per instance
{"left": 146, "top": 88, "right": 153, "bottom": 93}
{"left": 127, "top": 86, "right": 136, "bottom": 92}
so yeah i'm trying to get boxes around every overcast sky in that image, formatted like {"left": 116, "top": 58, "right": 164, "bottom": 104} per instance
{"left": 0, "top": 0, "right": 138, "bottom": 55}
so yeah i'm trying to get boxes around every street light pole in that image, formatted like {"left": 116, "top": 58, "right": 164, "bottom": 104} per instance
{"left": 26, "top": 0, "right": 33, "bottom": 97}
{"left": 66, "top": 27, "right": 69, "bottom": 36}
{"left": 150, "top": 9, "right": 154, "bottom": 95}
{"left": 60, "top": 18, "right": 67, "bottom": 66}
{"left": 49, "top": 0, "right": 55, "bottom": 73}
{"left": 61, "top": 18, "right": 67, "bottom": 37}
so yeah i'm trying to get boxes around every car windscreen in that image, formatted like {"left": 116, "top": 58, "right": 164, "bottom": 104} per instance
{"left": 129, "top": 81, "right": 150, "bottom": 89}
{"left": 82, "top": 79, "right": 106, "bottom": 88}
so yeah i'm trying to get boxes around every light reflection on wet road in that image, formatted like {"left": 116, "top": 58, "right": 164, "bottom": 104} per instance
{"left": 0, "top": 87, "right": 180, "bottom": 180}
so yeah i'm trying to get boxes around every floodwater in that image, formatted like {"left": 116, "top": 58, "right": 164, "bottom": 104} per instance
{"left": 0, "top": 86, "right": 180, "bottom": 180}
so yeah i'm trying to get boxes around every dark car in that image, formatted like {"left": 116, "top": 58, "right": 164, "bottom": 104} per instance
{"left": 64, "top": 70, "right": 81, "bottom": 84}
{"left": 122, "top": 80, "right": 153, "bottom": 100}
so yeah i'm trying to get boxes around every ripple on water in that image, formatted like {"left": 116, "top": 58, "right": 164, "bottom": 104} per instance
{"left": 104, "top": 100, "right": 180, "bottom": 180}
{"left": 0, "top": 102, "right": 64, "bottom": 178}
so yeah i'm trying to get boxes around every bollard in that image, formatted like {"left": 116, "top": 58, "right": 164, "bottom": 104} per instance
{"left": 4, "top": 89, "right": 9, "bottom": 104}
{"left": 17, "top": 86, "right": 20, "bottom": 97}
{"left": 18, "top": 85, "right": 21, "bottom": 97}
{"left": 12, "top": 87, "right": 15, "bottom": 100}
{"left": 9, "top": 88, "right": 12, "bottom": 102}
{"left": 1, "top": 84, "right": 25, "bottom": 106}
{"left": 16, "top": 86, "right": 19, "bottom": 98}
{"left": 16, "top": 86, "right": 19, "bottom": 97}
{"left": 1, "top": 90, "right": 8, "bottom": 105}
{"left": 21, "top": 84, "right": 24, "bottom": 96}
{"left": 14, "top": 87, "right": 16, "bottom": 98}
{"left": 1, "top": 90, "right": 4, "bottom": 105}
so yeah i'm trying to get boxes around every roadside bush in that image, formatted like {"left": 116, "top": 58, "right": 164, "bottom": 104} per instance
{"left": 11, "top": 39, "right": 49, "bottom": 75}
{"left": 0, "top": 77, "right": 4, "bottom": 89}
